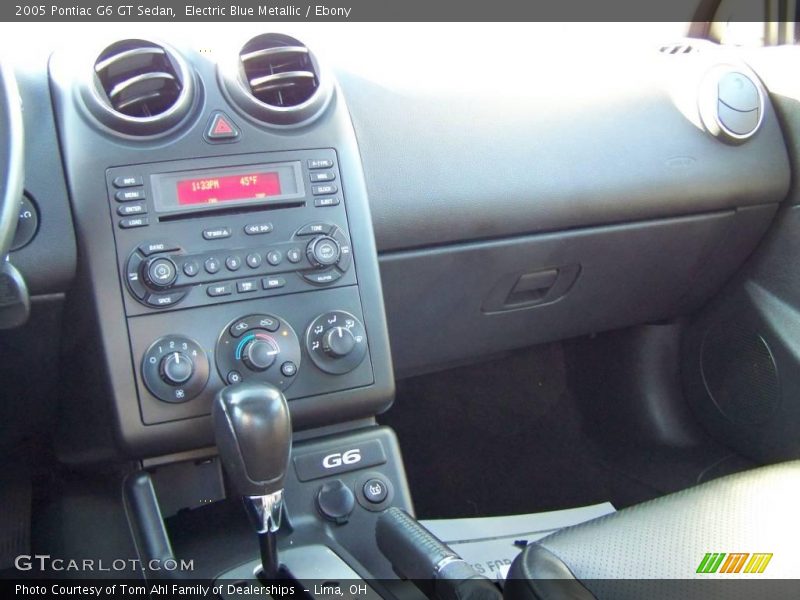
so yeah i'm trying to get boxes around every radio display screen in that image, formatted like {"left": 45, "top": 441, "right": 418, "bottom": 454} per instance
{"left": 176, "top": 172, "right": 282, "bottom": 205}
{"left": 151, "top": 161, "right": 304, "bottom": 214}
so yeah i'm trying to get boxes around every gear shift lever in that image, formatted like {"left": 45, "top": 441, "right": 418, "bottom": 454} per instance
{"left": 213, "top": 382, "right": 292, "bottom": 580}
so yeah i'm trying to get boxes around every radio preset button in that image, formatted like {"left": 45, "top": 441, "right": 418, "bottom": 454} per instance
{"left": 182, "top": 260, "right": 199, "bottom": 277}
{"left": 246, "top": 252, "right": 262, "bottom": 268}
{"left": 113, "top": 175, "right": 143, "bottom": 188}
{"left": 204, "top": 257, "right": 221, "bottom": 274}
{"left": 207, "top": 283, "right": 233, "bottom": 297}
{"left": 314, "top": 197, "right": 340, "bottom": 208}
{"left": 267, "top": 250, "right": 283, "bottom": 266}
{"left": 287, "top": 248, "right": 302, "bottom": 263}
{"left": 308, "top": 159, "right": 334, "bottom": 170}
{"left": 262, "top": 276, "right": 286, "bottom": 290}
{"left": 244, "top": 223, "right": 273, "bottom": 235}
{"left": 312, "top": 184, "right": 338, "bottom": 196}
{"left": 309, "top": 171, "right": 335, "bottom": 183}
{"left": 139, "top": 241, "right": 180, "bottom": 256}
{"left": 115, "top": 188, "right": 146, "bottom": 202}
{"left": 203, "top": 227, "right": 232, "bottom": 240}
{"left": 119, "top": 217, "right": 148, "bottom": 229}
{"left": 225, "top": 255, "right": 242, "bottom": 271}
{"left": 296, "top": 222, "right": 333, "bottom": 236}
{"left": 237, "top": 280, "right": 258, "bottom": 293}
{"left": 117, "top": 203, "right": 147, "bottom": 216}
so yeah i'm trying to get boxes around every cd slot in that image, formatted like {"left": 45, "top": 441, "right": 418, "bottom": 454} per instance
{"left": 157, "top": 200, "right": 305, "bottom": 222}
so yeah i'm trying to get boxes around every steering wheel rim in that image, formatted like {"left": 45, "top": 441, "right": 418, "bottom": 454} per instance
{"left": 0, "top": 62, "right": 24, "bottom": 259}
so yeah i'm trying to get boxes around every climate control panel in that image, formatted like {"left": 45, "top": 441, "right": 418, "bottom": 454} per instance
{"left": 215, "top": 314, "right": 303, "bottom": 389}
{"left": 127, "top": 287, "right": 374, "bottom": 425}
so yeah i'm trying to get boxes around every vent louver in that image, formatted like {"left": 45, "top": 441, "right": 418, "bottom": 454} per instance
{"left": 85, "top": 39, "right": 195, "bottom": 136}
{"left": 222, "top": 33, "right": 332, "bottom": 127}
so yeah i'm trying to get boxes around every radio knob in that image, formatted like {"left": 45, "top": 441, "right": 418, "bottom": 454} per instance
{"left": 323, "top": 326, "right": 356, "bottom": 358}
{"left": 241, "top": 338, "right": 279, "bottom": 372}
{"left": 143, "top": 256, "right": 178, "bottom": 290}
{"left": 159, "top": 351, "right": 194, "bottom": 385}
{"left": 306, "top": 236, "right": 341, "bottom": 269}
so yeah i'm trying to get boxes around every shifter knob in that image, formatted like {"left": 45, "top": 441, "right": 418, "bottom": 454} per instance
{"left": 212, "top": 382, "right": 292, "bottom": 498}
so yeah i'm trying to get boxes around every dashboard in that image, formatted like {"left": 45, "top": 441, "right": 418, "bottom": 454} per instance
{"left": 2, "top": 24, "right": 795, "bottom": 462}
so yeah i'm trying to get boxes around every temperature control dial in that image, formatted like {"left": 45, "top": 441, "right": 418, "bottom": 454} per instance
{"left": 306, "top": 311, "right": 368, "bottom": 374}
{"left": 141, "top": 335, "right": 209, "bottom": 403}
{"left": 216, "top": 314, "right": 302, "bottom": 390}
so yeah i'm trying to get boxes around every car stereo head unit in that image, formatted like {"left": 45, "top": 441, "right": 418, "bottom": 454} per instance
{"left": 151, "top": 161, "right": 304, "bottom": 215}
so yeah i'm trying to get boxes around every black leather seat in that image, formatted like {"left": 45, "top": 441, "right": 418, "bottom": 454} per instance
{"left": 505, "top": 460, "right": 800, "bottom": 600}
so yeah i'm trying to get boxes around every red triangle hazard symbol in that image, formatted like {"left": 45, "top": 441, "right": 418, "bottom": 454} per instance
{"left": 212, "top": 116, "right": 234, "bottom": 135}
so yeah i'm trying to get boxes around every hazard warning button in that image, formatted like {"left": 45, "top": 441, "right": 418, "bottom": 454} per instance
{"left": 204, "top": 111, "right": 240, "bottom": 142}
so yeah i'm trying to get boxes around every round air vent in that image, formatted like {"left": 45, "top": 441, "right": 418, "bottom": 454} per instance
{"left": 84, "top": 39, "right": 195, "bottom": 136}
{"left": 698, "top": 65, "right": 764, "bottom": 144}
{"left": 220, "top": 33, "right": 333, "bottom": 127}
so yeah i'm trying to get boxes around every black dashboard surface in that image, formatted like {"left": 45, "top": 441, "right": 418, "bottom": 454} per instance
{"left": 1, "top": 24, "right": 796, "bottom": 457}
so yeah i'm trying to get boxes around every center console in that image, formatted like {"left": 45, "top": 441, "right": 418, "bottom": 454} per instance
{"left": 49, "top": 33, "right": 395, "bottom": 459}
{"left": 48, "top": 30, "right": 408, "bottom": 591}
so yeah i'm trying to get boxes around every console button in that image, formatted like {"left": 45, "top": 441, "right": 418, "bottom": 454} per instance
{"left": 182, "top": 260, "right": 199, "bottom": 277}
{"left": 262, "top": 276, "right": 286, "bottom": 290}
{"left": 266, "top": 250, "right": 282, "bottom": 266}
{"left": 246, "top": 252, "right": 262, "bottom": 268}
{"left": 203, "top": 227, "right": 231, "bottom": 240}
{"left": 145, "top": 291, "right": 186, "bottom": 307}
{"left": 126, "top": 253, "right": 147, "bottom": 300}
{"left": 362, "top": 478, "right": 389, "bottom": 504}
{"left": 307, "top": 236, "right": 340, "bottom": 268}
{"left": 113, "top": 175, "right": 142, "bottom": 188}
{"left": 332, "top": 229, "right": 353, "bottom": 271}
{"left": 309, "top": 171, "right": 335, "bottom": 183}
{"left": 317, "top": 480, "right": 355, "bottom": 525}
{"left": 255, "top": 315, "right": 280, "bottom": 332}
{"left": 139, "top": 241, "right": 180, "bottom": 256}
{"left": 145, "top": 257, "right": 178, "bottom": 288}
{"left": 308, "top": 159, "right": 334, "bottom": 169}
{"left": 280, "top": 361, "right": 297, "bottom": 377}
{"left": 304, "top": 270, "right": 342, "bottom": 285}
{"left": 296, "top": 222, "right": 333, "bottom": 236}
{"left": 119, "top": 217, "right": 148, "bottom": 229}
{"left": 115, "top": 189, "right": 146, "bottom": 202}
{"left": 204, "top": 257, "right": 221, "bottom": 274}
{"left": 312, "top": 184, "right": 338, "bottom": 196}
{"left": 207, "top": 283, "right": 232, "bottom": 297}
{"left": 229, "top": 319, "right": 253, "bottom": 337}
{"left": 205, "top": 111, "right": 240, "bottom": 142}
{"left": 244, "top": 223, "right": 273, "bottom": 235}
{"left": 287, "top": 247, "right": 302, "bottom": 263}
{"left": 227, "top": 370, "right": 243, "bottom": 384}
{"left": 117, "top": 203, "right": 147, "bottom": 216}
{"left": 237, "top": 279, "right": 258, "bottom": 293}
{"left": 226, "top": 255, "right": 242, "bottom": 271}
{"left": 314, "top": 197, "right": 339, "bottom": 208}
